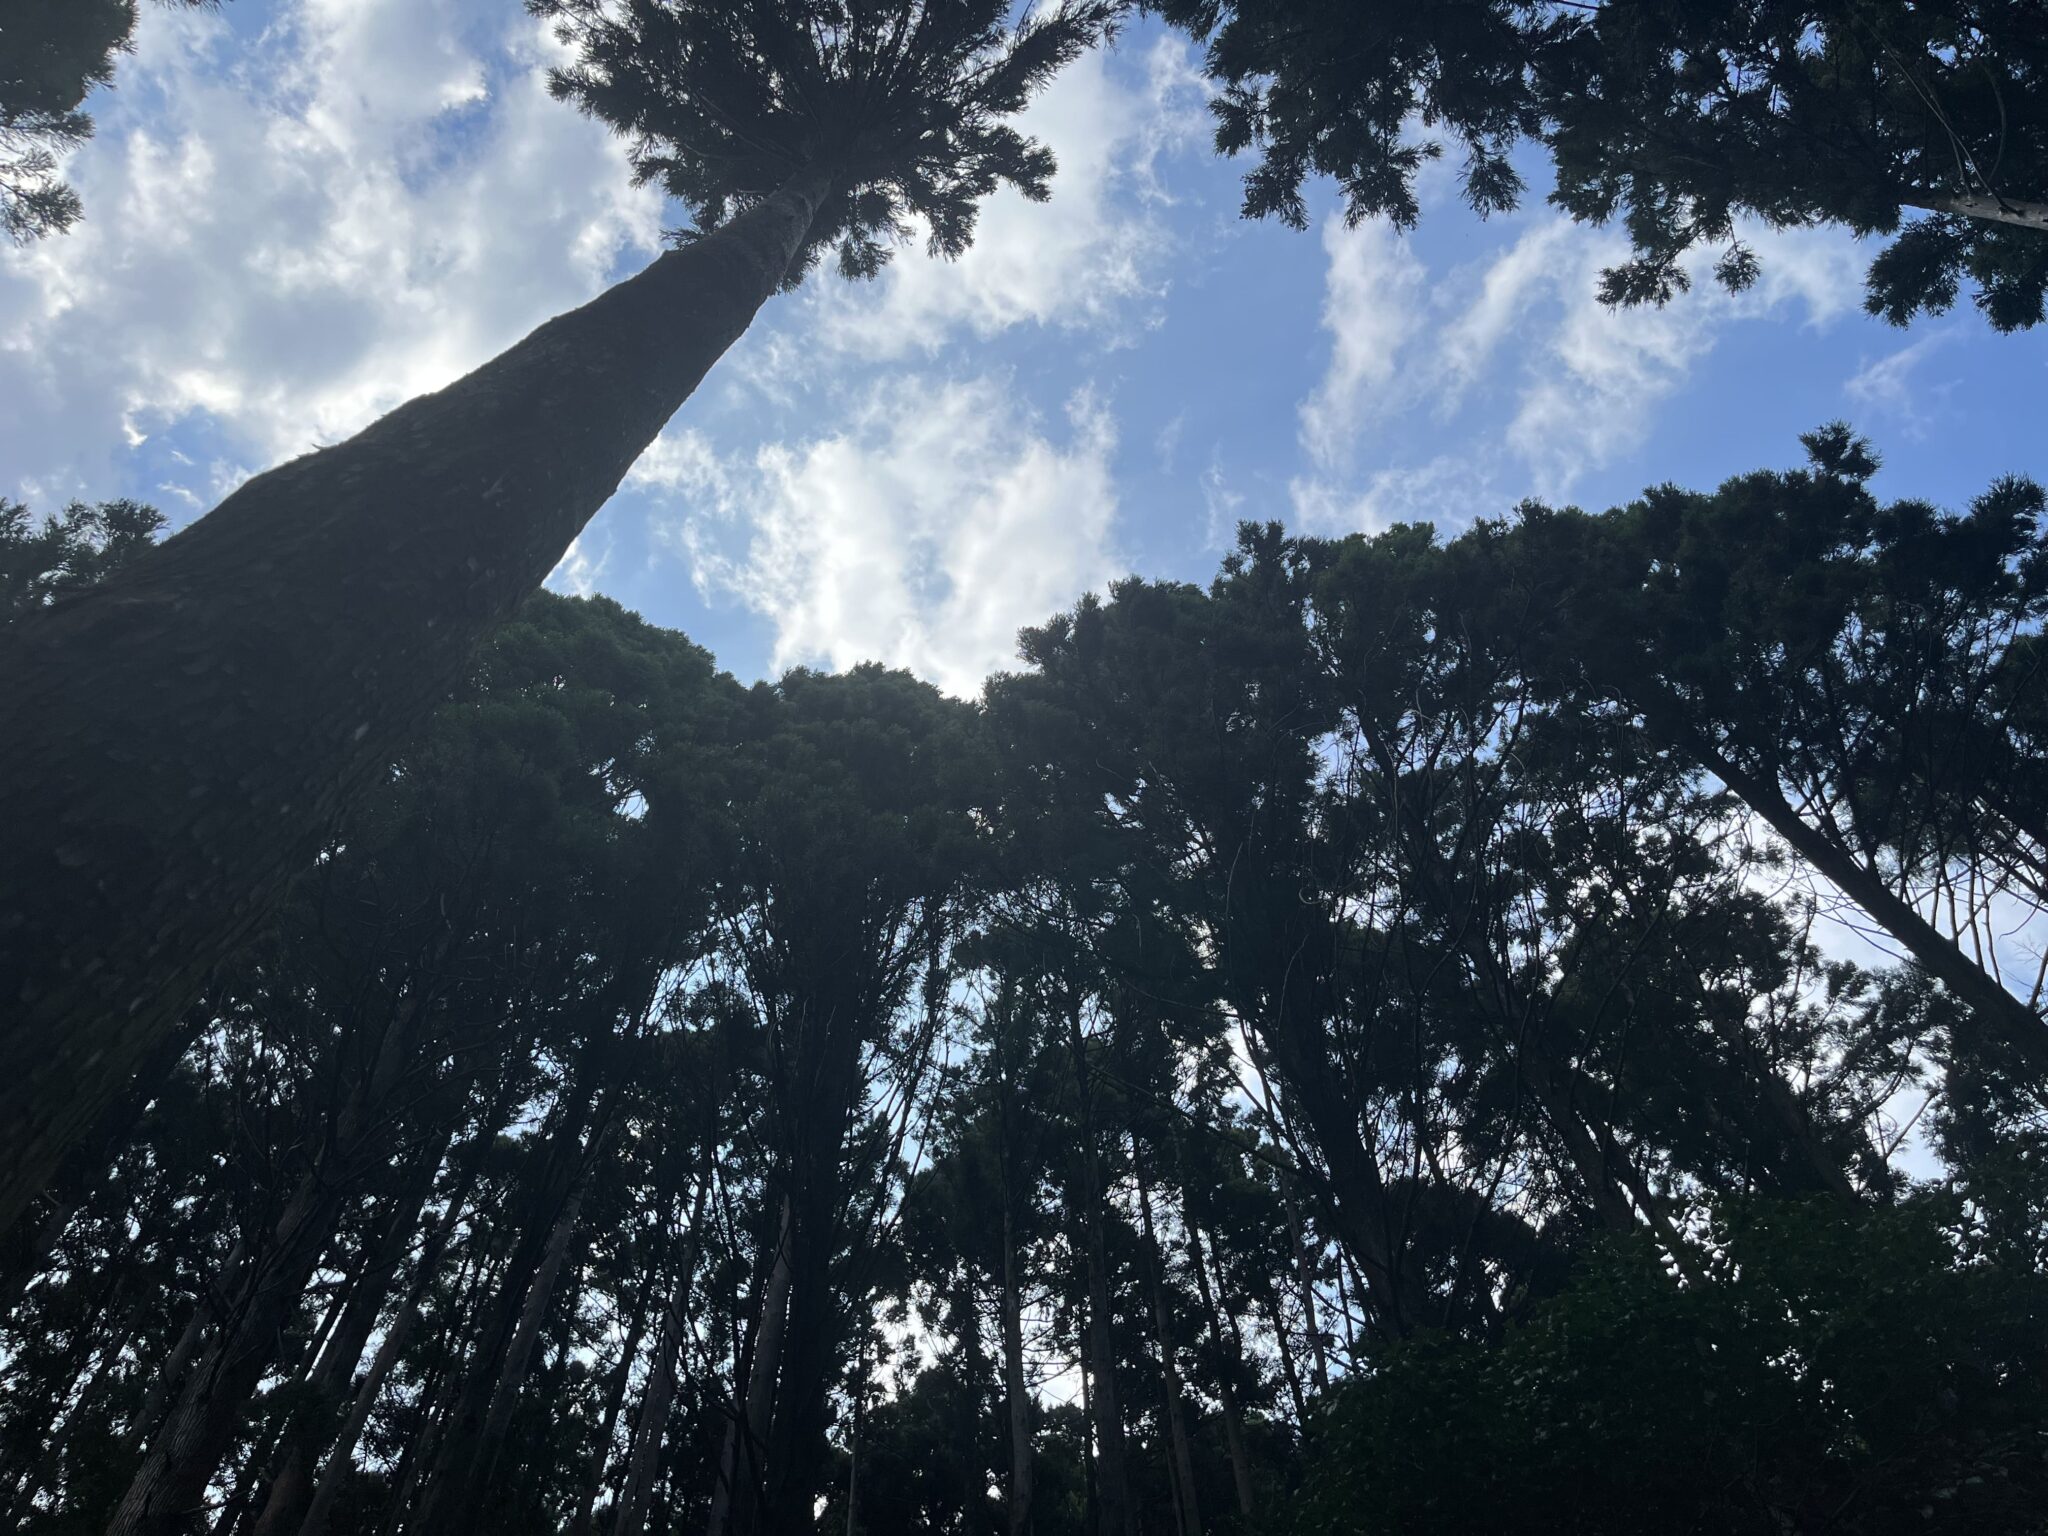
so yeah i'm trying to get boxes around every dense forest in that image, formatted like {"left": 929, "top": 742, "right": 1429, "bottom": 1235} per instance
{"left": 3, "top": 1, "right": 2047, "bottom": 1533}
{"left": 3, "top": 428, "right": 2045, "bottom": 1534}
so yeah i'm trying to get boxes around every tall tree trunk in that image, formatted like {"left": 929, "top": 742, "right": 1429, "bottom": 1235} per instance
{"left": 1185, "top": 1220, "right": 1254, "bottom": 1524}
{"left": 250, "top": 1131, "right": 452, "bottom": 1536}
{"left": 569, "top": 1300, "right": 650, "bottom": 1536}
{"left": 0, "top": 168, "right": 834, "bottom": 1239}
{"left": 409, "top": 1088, "right": 611, "bottom": 1533}
{"left": 707, "top": 1196, "right": 793, "bottom": 1536}
{"left": 1134, "top": 1164, "right": 1201, "bottom": 1536}
{"left": 1914, "top": 191, "right": 2048, "bottom": 232}
{"left": 1000, "top": 1202, "right": 1035, "bottom": 1536}
{"left": 298, "top": 1108, "right": 497, "bottom": 1536}
{"left": 468, "top": 1154, "right": 598, "bottom": 1494}
{"left": 613, "top": 1171, "right": 712, "bottom": 1536}
{"left": 1064, "top": 1003, "right": 1133, "bottom": 1536}
{"left": 1282, "top": 1192, "right": 1329, "bottom": 1398}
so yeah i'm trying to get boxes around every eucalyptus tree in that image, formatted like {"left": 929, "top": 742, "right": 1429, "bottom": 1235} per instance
{"left": 1156, "top": 0, "right": 2048, "bottom": 327}
{"left": 0, "top": 0, "right": 1112, "bottom": 1237}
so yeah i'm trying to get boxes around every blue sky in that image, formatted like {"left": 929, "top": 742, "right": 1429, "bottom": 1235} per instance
{"left": 4, "top": 0, "right": 2043, "bottom": 698}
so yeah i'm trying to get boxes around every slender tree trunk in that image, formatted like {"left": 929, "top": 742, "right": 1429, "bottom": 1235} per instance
{"left": 0, "top": 168, "right": 834, "bottom": 1240}
{"left": 299, "top": 1113, "right": 495, "bottom": 1536}
{"left": 251, "top": 1133, "right": 451, "bottom": 1536}
{"left": 1283, "top": 1193, "right": 1329, "bottom": 1398}
{"left": 1185, "top": 1220, "right": 1254, "bottom": 1524}
{"left": 1064, "top": 1003, "right": 1134, "bottom": 1536}
{"left": 613, "top": 1171, "right": 712, "bottom": 1536}
{"left": 1000, "top": 1202, "right": 1035, "bottom": 1536}
{"left": 1135, "top": 1165, "right": 1201, "bottom": 1536}
{"left": 1261, "top": 1287, "right": 1308, "bottom": 1430}
{"left": 707, "top": 1197, "right": 793, "bottom": 1536}
{"left": 1683, "top": 728, "right": 2048, "bottom": 1081}
{"left": 569, "top": 1301, "right": 650, "bottom": 1536}
{"left": 468, "top": 1156, "right": 598, "bottom": 1493}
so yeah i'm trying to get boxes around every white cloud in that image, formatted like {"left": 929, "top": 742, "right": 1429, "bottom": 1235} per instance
{"left": 1298, "top": 218, "right": 1430, "bottom": 470}
{"left": 653, "top": 377, "right": 1121, "bottom": 697}
{"left": 1845, "top": 329, "right": 1960, "bottom": 437}
{"left": 799, "top": 36, "right": 1206, "bottom": 362}
{"left": 1294, "top": 211, "right": 1868, "bottom": 509}
{"left": 0, "top": 0, "right": 660, "bottom": 509}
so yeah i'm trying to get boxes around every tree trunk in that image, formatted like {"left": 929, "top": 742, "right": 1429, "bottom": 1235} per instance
{"left": 1000, "top": 1202, "right": 1035, "bottom": 1536}
{"left": 1684, "top": 727, "right": 2048, "bottom": 1081}
{"left": 613, "top": 1171, "right": 712, "bottom": 1536}
{"left": 0, "top": 167, "right": 834, "bottom": 1239}
{"left": 250, "top": 1133, "right": 451, "bottom": 1536}
{"left": 569, "top": 1301, "right": 650, "bottom": 1536}
{"left": 1135, "top": 1165, "right": 1201, "bottom": 1536}
{"left": 1064, "top": 1004, "right": 1133, "bottom": 1536}
{"left": 1185, "top": 1220, "right": 1254, "bottom": 1524}
{"left": 1915, "top": 190, "right": 2048, "bottom": 233}
{"left": 707, "top": 1196, "right": 793, "bottom": 1536}
{"left": 1283, "top": 1193, "right": 1329, "bottom": 1398}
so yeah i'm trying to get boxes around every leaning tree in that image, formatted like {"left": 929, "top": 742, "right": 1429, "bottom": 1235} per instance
{"left": 0, "top": 0, "right": 1112, "bottom": 1236}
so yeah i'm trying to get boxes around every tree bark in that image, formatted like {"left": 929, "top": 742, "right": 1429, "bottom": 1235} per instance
{"left": 1914, "top": 191, "right": 2048, "bottom": 233}
{"left": 0, "top": 167, "right": 833, "bottom": 1239}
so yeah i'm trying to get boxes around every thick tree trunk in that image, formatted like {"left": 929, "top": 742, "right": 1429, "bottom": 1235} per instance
{"left": 613, "top": 1172, "right": 712, "bottom": 1536}
{"left": 1914, "top": 190, "right": 2048, "bottom": 233}
{"left": 0, "top": 168, "right": 833, "bottom": 1239}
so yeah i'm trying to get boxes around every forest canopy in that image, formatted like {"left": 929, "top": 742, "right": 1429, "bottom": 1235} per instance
{"left": 3, "top": 430, "right": 2044, "bottom": 1534}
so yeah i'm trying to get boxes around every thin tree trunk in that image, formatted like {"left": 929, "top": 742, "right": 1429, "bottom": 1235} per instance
{"left": 613, "top": 1171, "right": 712, "bottom": 1536}
{"left": 1000, "top": 1202, "right": 1035, "bottom": 1536}
{"left": 119, "top": 1235, "right": 249, "bottom": 1458}
{"left": 1185, "top": 1221, "right": 1254, "bottom": 1523}
{"left": 569, "top": 1300, "right": 650, "bottom": 1536}
{"left": 251, "top": 1132, "right": 451, "bottom": 1536}
{"left": 1684, "top": 727, "right": 2048, "bottom": 1081}
{"left": 299, "top": 1115, "right": 494, "bottom": 1536}
{"left": 1135, "top": 1164, "right": 1201, "bottom": 1536}
{"left": 1283, "top": 1193, "right": 1329, "bottom": 1398}
{"left": 0, "top": 167, "right": 834, "bottom": 1240}
{"left": 1065, "top": 1002, "right": 1134, "bottom": 1536}
{"left": 707, "top": 1196, "right": 793, "bottom": 1536}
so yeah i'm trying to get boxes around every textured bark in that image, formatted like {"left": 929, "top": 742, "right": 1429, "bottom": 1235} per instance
{"left": 1916, "top": 190, "right": 2048, "bottom": 232}
{"left": 0, "top": 169, "right": 831, "bottom": 1237}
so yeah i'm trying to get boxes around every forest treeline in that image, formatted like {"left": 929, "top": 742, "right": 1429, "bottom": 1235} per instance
{"left": 2, "top": 430, "right": 2045, "bottom": 1535}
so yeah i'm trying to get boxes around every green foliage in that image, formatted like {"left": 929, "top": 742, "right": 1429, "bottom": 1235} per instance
{"left": 1156, "top": 1, "right": 2048, "bottom": 328}
{"left": 531, "top": 0, "right": 1117, "bottom": 281}
{"left": 0, "top": 494, "right": 165, "bottom": 616}
{"left": 1281, "top": 1196, "right": 2048, "bottom": 1534}
{"left": 0, "top": 1, "right": 223, "bottom": 243}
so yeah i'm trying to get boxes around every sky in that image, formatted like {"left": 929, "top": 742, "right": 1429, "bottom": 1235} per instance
{"left": 5, "top": 0, "right": 2045, "bottom": 702}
